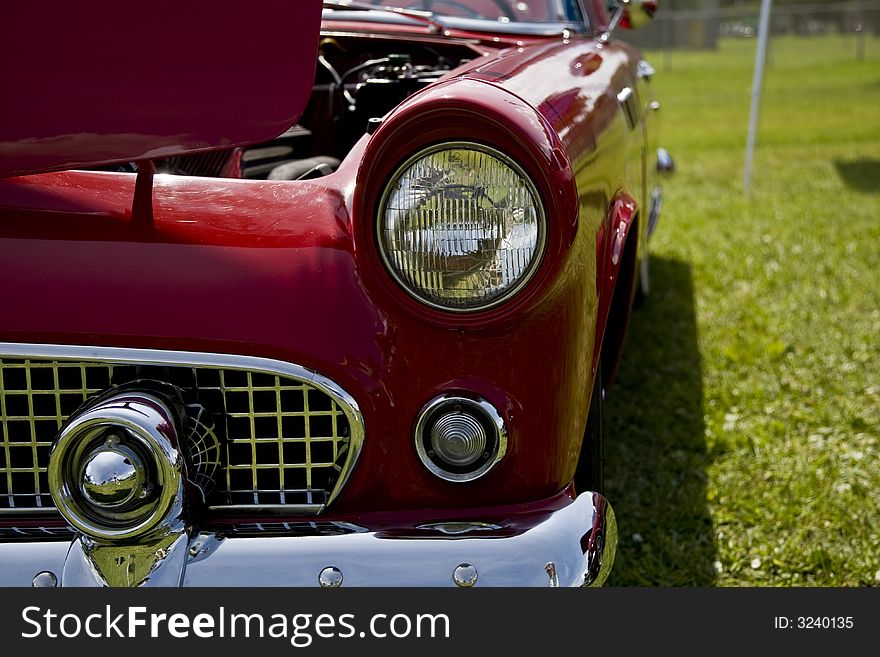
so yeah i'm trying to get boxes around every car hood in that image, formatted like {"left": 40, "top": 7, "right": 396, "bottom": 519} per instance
{"left": 0, "top": 0, "right": 324, "bottom": 178}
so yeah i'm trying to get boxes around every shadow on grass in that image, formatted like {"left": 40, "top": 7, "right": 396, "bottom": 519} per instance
{"left": 834, "top": 159, "right": 880, "bottom": 194}
{"left": 605, "top": 257, "right": 715, "bottom": 585}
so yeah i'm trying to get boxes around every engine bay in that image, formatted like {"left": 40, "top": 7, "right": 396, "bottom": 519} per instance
{"left": 260, "top": 35, "right": 482, "bottom": 180}
{"left": 141, "top": 36, "right": 482, "bottom": 181}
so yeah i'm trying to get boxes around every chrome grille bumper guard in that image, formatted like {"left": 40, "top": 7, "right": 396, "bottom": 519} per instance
{"left": 0, "top": 492, "right": 616, "bottom": 587}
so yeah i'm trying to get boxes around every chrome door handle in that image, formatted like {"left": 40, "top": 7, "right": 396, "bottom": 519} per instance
{"left": 617, "top": 86, "right": 637, "bottom": 130}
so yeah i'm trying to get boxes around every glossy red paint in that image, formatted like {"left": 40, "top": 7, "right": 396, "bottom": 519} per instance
{"left": 594, "top": 194, "right": 639, "bottom": 372}
{"left": 457, "top": 35, "right": 647, "bottom": 375}
{"left": 0, "top": 166, "right": 586, "bottom": 511}
{"left": 0, "top": 14, "right": 651, "bottom": 519}
{"left": 354, "top": 77, "right": 580, "bottom": 329}
{"left": 0, "top": 1, "right": 323, "bottom": 178}
{"left": 209, "top": 485, "right": 578, "bottom": 533}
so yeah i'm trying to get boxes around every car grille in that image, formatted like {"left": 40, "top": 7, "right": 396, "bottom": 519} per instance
{"left": 219, "top": 521, "right": 367, "bottom": 537}
{"left": 0, "top": 347, "right": 363, "bottom": 517}
{"left": 0, "top": 525, "right": 75, "bottom": 540}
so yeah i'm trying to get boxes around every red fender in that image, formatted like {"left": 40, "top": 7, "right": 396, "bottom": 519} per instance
{"left": 593, "top": 193, "right": 639, "bottom": 376}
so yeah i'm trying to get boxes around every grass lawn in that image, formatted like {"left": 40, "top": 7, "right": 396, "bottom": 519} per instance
{"left": 606, "top": 34, "right": 880, "bottom": 586}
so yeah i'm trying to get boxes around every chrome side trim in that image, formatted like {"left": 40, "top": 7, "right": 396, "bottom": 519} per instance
{"left": 0, "top": 342, "right": 365, "bottom": 510}
{"left": 648, "top": 148, "right": 673, "bottom": 239}
{"left": 648, "top": 185, "right": 663, "bottom": 238}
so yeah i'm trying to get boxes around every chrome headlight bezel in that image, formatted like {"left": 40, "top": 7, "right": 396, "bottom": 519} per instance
{"left": 376, "top": 141, "right": 548, "bottom": 313}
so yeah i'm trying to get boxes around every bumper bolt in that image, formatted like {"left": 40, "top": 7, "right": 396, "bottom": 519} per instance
{"left": 319, "top": 566, "right": 343, "bottom": 588}
{"left": 452, "top": 563, "right": 478, "bottom": 587}
{"left": 32, "top": 571, "right": 58, "bottom": 588}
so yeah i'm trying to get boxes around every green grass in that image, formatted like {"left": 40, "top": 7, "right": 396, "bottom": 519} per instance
{"left": 605, "top": 34, "right": 880, "bottom": 586}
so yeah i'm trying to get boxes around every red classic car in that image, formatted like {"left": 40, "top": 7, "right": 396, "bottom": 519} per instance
{"left": 0, "top": 0, "right": 670, "bottom": 587}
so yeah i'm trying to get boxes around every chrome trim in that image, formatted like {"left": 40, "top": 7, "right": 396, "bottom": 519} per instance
{"left": 48, "top": 390, "right": 194, "bottom": 587}
{"left": 617, "top": 86, "right": 637, "bottom": 131}
{"left": 637, "top": 59, "right": 655, "bottom": 81}
{"left": 319, "top": 29, "right": 482, "bottom": 44}
{"left": 648, "top": 186, "right": 663, "bottom": 238}
{"left": 545, "top": 561, "right": 559, "bottom": 587}
{"left": 0, "top": 508, "right": 59, "bottom": 516}
{"left": 32, "top": 571, "right": 58, "bottom": 588}
{"left": 600, "top": 1, "right": 624, "bottom": 42}
{"left": 0, "top": 492, "right": 616, "bottom": 587}
{"left": 657, "top": 147, "right": 675, "bottom": 176}
{"left": 201, "top": 492, "right": 615, "bottom": 587}
{"left": 413, "top": 394, "right": 508, "bottom": 483}
{"left": 80, "top": 441, "right": 149, "bottom": 510}
{"left": 321, "top": 12, "right": 588, "bottom": 36}
{"left": 0, "top": 343, "right": 365, "bottom": 512}
{"left": 593, "top": 501, "right": 617, "bottom": 586}
{"left": 206, "top": 503, "right": 325, "bottom": 515}
{"left": 318, "top": 566, "right": 344, "bottom": 588}
{"left": 323, "top": 2, "right": 446, "bottom": 34}
{"left": 452, "top": 563, "right": 478, "bottom": 587}
{"left": 416, "top": 521, "right": 502, "bottom": 535}
{"left": 63, "top": 532, "right": 190, "bottom": 587}
{"left": 48, "top": 391, "right": 185, "bottom": 541}
{"left": 603, "top": 0, "right": 656, "bottom": 41}
{"left": 376, "top": 141, "right": 548, "bottom": 314}
{"left": 205, "top": 521, "right": 368, "bottom": 538}
{"left": 0, "top": 525, "right": 74, "bottom": 539}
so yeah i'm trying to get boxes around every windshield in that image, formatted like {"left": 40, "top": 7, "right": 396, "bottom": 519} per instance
{"left": 324, "top": 1, "right": 586, "bottom": 30}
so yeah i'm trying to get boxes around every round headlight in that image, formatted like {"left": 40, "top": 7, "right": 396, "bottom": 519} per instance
{"left": 378, "top": 142, "right": 546, "bottom": 311}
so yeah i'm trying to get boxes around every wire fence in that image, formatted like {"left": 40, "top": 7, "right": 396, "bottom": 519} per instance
{"left": 622, "top": 1, "right": 880, "bottom": 66}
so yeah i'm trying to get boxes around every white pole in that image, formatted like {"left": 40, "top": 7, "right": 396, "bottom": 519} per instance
{"left": 743, "top": 0, "right": 773, "bottom": 192}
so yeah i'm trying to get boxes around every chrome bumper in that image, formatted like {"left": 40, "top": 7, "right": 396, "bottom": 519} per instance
{"left": 0, "top": 492, "right": 616, "bottom": 587}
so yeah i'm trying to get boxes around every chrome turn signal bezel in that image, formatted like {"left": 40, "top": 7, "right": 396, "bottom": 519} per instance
{"left": 414, "top": 394, "right": 508, "bottom": 483}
